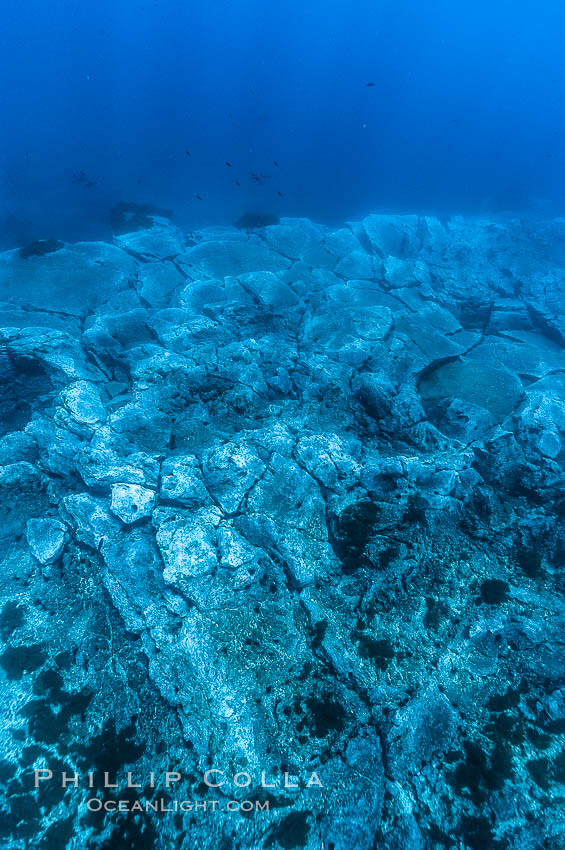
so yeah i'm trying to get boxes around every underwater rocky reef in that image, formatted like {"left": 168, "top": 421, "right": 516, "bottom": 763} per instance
{"left": 0, "top": 211, "right": 564, "bottom": 849}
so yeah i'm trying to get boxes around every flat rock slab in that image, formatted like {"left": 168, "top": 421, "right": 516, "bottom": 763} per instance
{"left": 260, "top": 217, "right": 326, "bottom": 260}
{"left": 419, "top": 358, "right": 524, "bottom": 421}
{"left": 0, "top": 242, "right": 137, "bottom": 311}
{"left": 176, "top": 239, "right": 291, "bottom": 278}
{"left": 0, "top": 302, "right": 81, "bottom": 335}
{"left": 361, "top": 213, "right": 422, "bottom": 258}
{"left": 114, "top": 224, "right": 186, "bottom": 259}
{"left": 471, "top": 331, "right": 564, "bottom": 378}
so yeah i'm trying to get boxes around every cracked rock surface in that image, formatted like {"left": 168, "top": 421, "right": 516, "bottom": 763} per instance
{"left": 0, "top": 213, "right": 564, "bottom": 849}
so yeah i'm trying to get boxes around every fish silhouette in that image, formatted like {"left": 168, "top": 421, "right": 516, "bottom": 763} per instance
{"left": 196, "top": 194, "right": 203, "bottom": 200}
{"left": 72, "top": 170, "right": 96, "bottom": 188}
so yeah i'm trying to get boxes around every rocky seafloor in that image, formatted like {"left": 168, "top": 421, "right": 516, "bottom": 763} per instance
{"left": 0, "top": 211, "right": 564, "bottom": 849}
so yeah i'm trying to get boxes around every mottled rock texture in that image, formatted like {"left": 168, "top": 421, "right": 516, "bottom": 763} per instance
{"left": 0, "top": 213, "right": 564, "bottom": 849}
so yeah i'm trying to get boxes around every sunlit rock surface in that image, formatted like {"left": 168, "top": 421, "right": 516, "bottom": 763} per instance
{"left": 0, "top": 213, "right": 564, "bottom": 849}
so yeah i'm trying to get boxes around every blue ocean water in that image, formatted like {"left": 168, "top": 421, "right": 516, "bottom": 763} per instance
{"left": 1, "top": 0, "right": 564, "bottom": 246}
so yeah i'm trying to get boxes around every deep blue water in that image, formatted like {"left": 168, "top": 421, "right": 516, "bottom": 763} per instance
{"left": 1, "top": 0, "right": 564, "bottom": 246}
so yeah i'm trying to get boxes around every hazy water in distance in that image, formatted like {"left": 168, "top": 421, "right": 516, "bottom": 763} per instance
{"left": 1, "top": 0, "right": 564, "bottom": 247}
